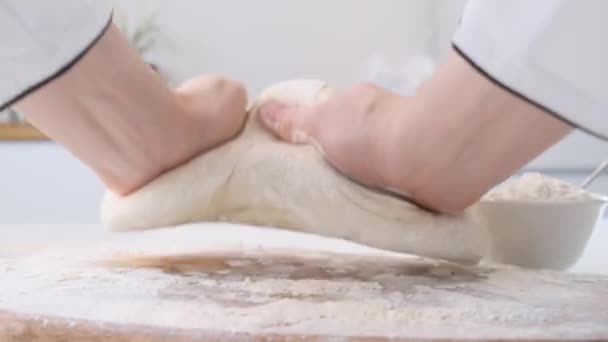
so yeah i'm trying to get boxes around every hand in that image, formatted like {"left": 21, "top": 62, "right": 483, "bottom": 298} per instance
{"left": 258, "top": 52, "right": 571, "bottom": 214}
{"left": 16, "top": 24, "right": 248, "bottom": 195}
{"left": 172, "top": 74, "right": 248, "bottom": 168}
{"left": 258, "top": 83, "right": 409, "bottom": 194}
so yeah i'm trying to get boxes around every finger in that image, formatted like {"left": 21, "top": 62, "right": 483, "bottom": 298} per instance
{"left": 258, "top": 101, "right": 314, "bottom": 144}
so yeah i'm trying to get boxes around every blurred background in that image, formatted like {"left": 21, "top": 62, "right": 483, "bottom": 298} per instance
{"left": 1, "top": 0, "right": 607, "bottom": 223}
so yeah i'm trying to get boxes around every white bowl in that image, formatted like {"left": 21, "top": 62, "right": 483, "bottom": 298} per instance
{"left": 474, "top": 196, "right": 608, "bottom": 270}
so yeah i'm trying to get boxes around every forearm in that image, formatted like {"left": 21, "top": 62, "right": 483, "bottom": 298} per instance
{"left": 385, "top": 51, "right": 572, "bottom": 213}
{"left": 14, "top": 24, "right": 196, "bottom": 195}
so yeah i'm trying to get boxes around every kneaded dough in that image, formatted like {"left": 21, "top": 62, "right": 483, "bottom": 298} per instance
{"left": 101, "top": 80, "right": 484, "bottom": 264}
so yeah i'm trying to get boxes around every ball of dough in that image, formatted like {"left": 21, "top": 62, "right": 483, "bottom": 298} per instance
{"left": 101, "top": 79, "right": 485, "bottom": 264}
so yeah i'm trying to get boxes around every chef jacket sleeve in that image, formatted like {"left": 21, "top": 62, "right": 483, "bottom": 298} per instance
{"left": 453, "top": 0, "right": 608, "bottom": 140}
{"left": 0, "top": 0, "right": 113, "bottom": 110}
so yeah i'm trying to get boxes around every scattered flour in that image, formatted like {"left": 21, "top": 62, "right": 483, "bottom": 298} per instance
{"left": 484, "top": 173, "right": 597, "bottom": 201}
{"left": 1, "top": 245, "right": 607, "bottom": 340}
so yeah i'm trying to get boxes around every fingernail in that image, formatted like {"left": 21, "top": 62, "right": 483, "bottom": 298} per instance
{"left": 259, "top": 102, "right": 283, "bottom": 129}
{"left": 292, "top": 129, "right": 310, "bottom": 144}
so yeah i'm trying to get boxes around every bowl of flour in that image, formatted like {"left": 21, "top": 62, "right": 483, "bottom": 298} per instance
{"left": 475, "top": 172, "right": 608, "bottom": 270}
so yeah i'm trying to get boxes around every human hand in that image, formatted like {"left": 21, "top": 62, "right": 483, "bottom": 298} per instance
{"left": 16, "top": 25, "right": 248, "bottom": 196}
{"left": 258, "top": 83, "right": 410, "bottom": 195}
{"left": 257, "top": 51, "right": 572, "bottom": 215}
{"left": 173, "top": 75, "right": 248, "bottom": 162}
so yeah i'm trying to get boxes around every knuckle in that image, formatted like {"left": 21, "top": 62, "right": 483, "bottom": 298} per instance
{"left": 201, "top": 75, "right": 243, "bottom": 92}
{"left": 349, "top": 82, "right": 381, "bottom": 97}
{"left": 203, "top": 74, "right": 229, "bottom": 87}
{"left": 347, "top": 82, "right": 383, "bottom": 113}
{"left": 226, "top": 82, "right": 248, "bottom": 108}
{"left": 209, "top": 76, "right": 237, "bottom": 91}
{"left": 277, "top": 117, "right": 294, "bottom": 140}
{"left": 209, "top": 77, "right": 248, "bottom": 109}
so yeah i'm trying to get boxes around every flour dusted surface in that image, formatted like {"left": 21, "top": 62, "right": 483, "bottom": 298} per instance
{"left": 1, "top": 226, "right": 607, "bottom": 340}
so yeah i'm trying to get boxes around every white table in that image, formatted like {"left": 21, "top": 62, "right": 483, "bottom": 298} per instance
{"left": 1, "top": 221, "right": 607, "bottom": 275}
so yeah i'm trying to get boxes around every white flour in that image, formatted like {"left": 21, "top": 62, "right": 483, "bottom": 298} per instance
{"left": 1, "top": 224, "right": 608, "bottom": 340}
{"left": 1, "top": 252, "right": 602, "bottom": 339}
{"left": 484, "top": 173, "right": 596, "bottom": 201}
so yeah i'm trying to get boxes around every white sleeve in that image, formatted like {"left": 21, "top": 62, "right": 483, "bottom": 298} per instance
{"left": 453, "top": 0, "right": 608, "bottom": 140}
{"left": 0, "top": 0, "right": 113, "bottom": 110}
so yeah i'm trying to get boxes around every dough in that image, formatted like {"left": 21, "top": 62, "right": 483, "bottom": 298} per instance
{"left": 101, "top": 80, "right": 484, "bottom": 264}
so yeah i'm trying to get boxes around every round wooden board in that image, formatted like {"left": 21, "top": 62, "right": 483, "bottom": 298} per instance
{"left": 1, "top": 248, "right": 608, "bottom": 341}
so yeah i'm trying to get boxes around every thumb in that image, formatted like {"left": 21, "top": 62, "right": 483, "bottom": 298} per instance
{"left": 258, "top": 101, "right": 314, "bottom": 144}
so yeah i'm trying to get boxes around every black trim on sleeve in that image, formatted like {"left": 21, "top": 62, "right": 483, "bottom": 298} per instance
{"left": 0, "top": 12, "right": 113, "bottom": 112}
{"left": 452, "top": 43, "right": 608, "bottom": 142}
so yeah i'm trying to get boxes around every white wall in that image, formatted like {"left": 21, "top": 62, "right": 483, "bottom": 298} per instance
{"left": 0, "top": 143, "right": 103, "bottom": 223}
{"left": 1, "top": 0, "right": 438, "bottom": 223}
{"left": 2, "top": 0, "right": 607, "bottom": 223}
{"left": 118, "top": 0, "right": 435, "bottom": 95}
{"left": 429, "top": 0, "right": 467, "bottom": 60}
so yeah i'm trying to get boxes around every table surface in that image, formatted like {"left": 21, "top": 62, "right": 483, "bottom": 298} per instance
{"left": 1, "top": 221, "right": 607, "bottom": 341}
{"left": 1, "top": 225, "right": 608, "bottom": 341}
{"left": 0, "top": 220, "right": 607, "bottom": 275}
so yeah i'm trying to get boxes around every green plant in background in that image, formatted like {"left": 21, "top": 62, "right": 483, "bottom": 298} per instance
{"left": 113, "top": 8, "right": 169, "bottom": 78}
{"left": 0, "top": 108, "right": 26, "bottom": 125}
{"left": 116, "top": 14, "right": 162, "bottom": 56}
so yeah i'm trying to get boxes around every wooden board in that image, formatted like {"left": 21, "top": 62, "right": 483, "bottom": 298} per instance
{"left": 0, "top": 124, "right": 47, "bottom": 140}
{"left": 1, "top": 247, "right": 607, "bottom": 341}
